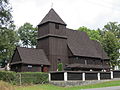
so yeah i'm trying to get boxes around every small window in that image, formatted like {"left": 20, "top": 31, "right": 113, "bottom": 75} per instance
{"left": 55, "top": 24, "right": 59, "bottom": 29}
{"left": 28, "top": 65, "right": 32, "bottom": 68}
{"left": 85, "top": 60, "right": 87, "bottom": 65}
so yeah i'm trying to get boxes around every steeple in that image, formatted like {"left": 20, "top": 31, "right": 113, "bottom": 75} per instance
{"left": 38, "top": 8, "right": 66, "bottom": 26}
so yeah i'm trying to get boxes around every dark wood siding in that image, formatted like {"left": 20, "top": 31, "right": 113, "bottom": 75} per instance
{"left": 49, "top": 23, "right": 66, "bottom": 36}
{"left": 51, "top": 72, "right": 64, "bottom": 80}
{"left": 113, "top": 71, "right": 120, "bottom": 78}
{"left": 11, "top": 64, "right": 21, "bottom": 72}
{"left": 37, "top": 38, "right": 49, "bottom": 56}
{"left": 11, "top": 49, "right": 21, "bottom": 62}
{"left": 38, "top": 23, "right": 49, "bottom": 37}
{"left": 49, "top": 37, "right": 68, "bottom": 71}
{"left": 69, "top": 57, "right": 102, "bottom": 65}
{"left": 67, "top": 72, "right": 82, "bottom": 80}
{"left": 21, "top": 64, "right": 41, "bottom": 72}
{"left": 100, "top": 72, "right": 111, "bottom": 79}
{"left": 85, "top": 73, "right": 98, "bottom": 80}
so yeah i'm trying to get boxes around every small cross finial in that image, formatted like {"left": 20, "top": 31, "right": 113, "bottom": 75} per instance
{"left": 51, "top": 2, "right": 53, "bottom": 8}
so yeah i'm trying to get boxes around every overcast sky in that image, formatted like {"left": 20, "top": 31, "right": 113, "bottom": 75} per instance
{"left": 10, "top": 0, "right": 120, "bottom": 30}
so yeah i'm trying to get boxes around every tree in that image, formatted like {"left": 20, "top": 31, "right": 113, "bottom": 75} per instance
{"left": 103, "top": 22, "right": 120, "bottom": 38}
{"left": 0, "top": 28, "right": 19, "bottom": 67}
{"left": 18, "top": 23, "right": 37, "bottom": 48}
{"left": 0, "top": 0, "right": 13, "bottom": 28}
{"left": 78, "top": 26, "right": 101, "bottom": 41}
{"left": 0, "top": 0, "right": 18, "bottom": 67}
{"left": 101, "top": 31, "right": 120, "bottom": 69}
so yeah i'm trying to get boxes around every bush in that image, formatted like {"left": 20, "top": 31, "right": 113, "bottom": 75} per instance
{"left": 0, "top": 71, "right": 48, "bottom": 85}
{"left": 0, "top": 71, "right": 17, "bottom": 84}
{"left": 57, "top": 63, "right": 63, "bottom": 71}
{"left": 20, "top": 72, "right": 48, "bottom": 85}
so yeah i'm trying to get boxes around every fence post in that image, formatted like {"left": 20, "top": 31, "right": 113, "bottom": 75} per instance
{"left": 64, "top": 72, "right": 67, "bottom": 81}
{"left": 111, "top": 71, "right": 113, "bottom": 79}
{"left": 82, "top": 72, "right": 85, "bottom": 81}
{"left": 98, "top": 72, "right": 100, "bottom": 80}
{"left": 48, "top": 73, "right": 51, "bottom": 81}
{"left": 19, "top": 73, "right": 22, "bottom": 86}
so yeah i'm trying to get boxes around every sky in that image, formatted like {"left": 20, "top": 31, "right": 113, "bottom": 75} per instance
{"left": 10, "top": 0, "right": 120, "bottom": 30}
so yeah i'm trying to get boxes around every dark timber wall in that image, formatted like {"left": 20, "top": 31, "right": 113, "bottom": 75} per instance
{"left": 37, "top": 22, "right": 68, "bottom": 71}
{"left": 85, "top": 72, "right": 98, "bottom": 80}
{"left": 51, "top": 72, "right": 64, "bottom": 80}
{"left": 113, "top": 71, "right": 120, "bottom": 78}
{"left": 100, "top": 72, "right": 111, "bottom": 79}
{"left": 11, "top": 49, "right": 21, "bottom": 62}
{"left": 67, "top": 72, "right": 82, "bottom": 80}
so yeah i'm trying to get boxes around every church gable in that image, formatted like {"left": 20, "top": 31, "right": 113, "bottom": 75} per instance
{"left": 11, "top": 48, "right": 21, "bottom": 63}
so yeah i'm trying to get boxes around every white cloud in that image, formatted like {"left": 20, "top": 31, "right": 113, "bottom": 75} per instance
{"left": 10, "top": 0, "right": 120, "bottom": 29}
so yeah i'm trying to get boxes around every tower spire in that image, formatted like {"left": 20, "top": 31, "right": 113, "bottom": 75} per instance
{"left": 38, "top": 8, "right": 66, "bottom": 26}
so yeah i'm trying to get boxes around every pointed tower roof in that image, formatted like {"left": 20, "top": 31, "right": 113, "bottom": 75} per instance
{"left": 38, "top": 8, "right": 66, "bottom": 26}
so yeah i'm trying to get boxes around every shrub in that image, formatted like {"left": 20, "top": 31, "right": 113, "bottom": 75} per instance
{"left": 0, "top": 71, "right": 17, "bottom": 84}
{"left": 57, "top": 63, "right": 63, "bottom": 71}
{"left": 0, "top": 71, "right": 48, "bottom": 85}
{"left": 20, "top": 72, "right": 48, "bottom": 85}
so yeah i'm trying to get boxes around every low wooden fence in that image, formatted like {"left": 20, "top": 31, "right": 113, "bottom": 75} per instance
{"left": 49, "top": 70, "right": 120, "bottom": 81}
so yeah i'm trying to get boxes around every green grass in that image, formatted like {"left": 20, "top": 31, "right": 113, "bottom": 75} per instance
{"left": 0, "top": 81, "right": 15, "bottom": 90}
{"left": 15, "top": 80, "right": 120, "bottom": 90}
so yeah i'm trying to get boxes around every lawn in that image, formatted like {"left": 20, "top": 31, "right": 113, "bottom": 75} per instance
{"left": 15, "top": 80, "right": 120, "bottom": 90}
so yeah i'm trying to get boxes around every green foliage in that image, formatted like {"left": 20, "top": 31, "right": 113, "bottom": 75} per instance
{"left": 103, "top": 22, "right": 120, "bottom": 38}
{"left": 57, "top": 63, "right": 63, "bottom": 71}
{"left": 0, "top": 71, "right": 48, "bottom": 85}
{"left": 101, "top": 31, "right": 120, "bottom": 68}
{"left": 18, "top": 23, "right": 37, "bottom": 47}
{"left": 20, "top": 72, "right": 48, "bottom": 85}
{"left": 78, "top": 26, "right": 101, "bottom": 41}
{"left": 0, "top": 71, "right": 17, "bottom": 84}
{"left": 0, "top": 28, "right": 19, "bottom": 67}
{"left": 0, "top": 0, "right": 13, "bottom": 28}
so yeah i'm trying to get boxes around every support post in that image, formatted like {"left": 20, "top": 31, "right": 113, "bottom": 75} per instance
{"left": 19, "top": 73, "right": 22, "bottom": 85}
{"left": 64, "top": 72, "right": 67, "bottom": 81}
{"left": 111, "top": 71, "right": 113, "bottom": 79}
{"left": 98, "top": 73, "right": 100, "bottom": 80}
{"left": 82, "top": 72, "right": 85, "bottom": 81}
{"left": 48, "top": 73, "right": 51, "bottom": 81}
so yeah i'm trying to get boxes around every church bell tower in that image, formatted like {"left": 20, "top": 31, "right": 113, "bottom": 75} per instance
{"left": 37, "top": 8, "right": 68, "bottom": 71}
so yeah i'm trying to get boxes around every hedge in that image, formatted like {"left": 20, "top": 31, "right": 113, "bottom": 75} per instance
{"left": 0, "top": 71, "right": 48, "bottom": 85}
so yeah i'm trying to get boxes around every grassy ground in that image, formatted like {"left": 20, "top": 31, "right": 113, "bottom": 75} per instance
{"left": 0, "top": 81, "right": 15, "bottom": 90}
{"left": 15, "top": 80, "right": 120, "bottom": 90}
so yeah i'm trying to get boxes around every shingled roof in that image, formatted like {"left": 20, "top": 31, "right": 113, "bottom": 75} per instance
{"left": 11, "top": 47, "right": 50, "bottom": 65}
{"left": 92, "top": 40, "right": 109, "bottom": 59}
{"left": 66, "top": 29, "right": 109, "bottom": 59}
{"left": 38, "top": 8, "right": 66, "bottom": 26}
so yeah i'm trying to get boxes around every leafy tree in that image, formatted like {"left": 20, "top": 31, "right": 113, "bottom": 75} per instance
{"left": 0, "top": 28, "right": 19, "bottom": 67}
{"left": 101, "top": 31, "right": 120, "bottom": 69}
{"left": 18, "top": 23, "right": 37, "bottom": 48}
{"left": 78, "top": 26, "right": 101, "bottom": 41}
{"left": 0, "top": 0, "right": 13, "bottom": 28}
{"left": 103, "top": 22, "right": 120, "bottom": 38}
{"left": 0, "top": 0, "right": 18, "bottom": 67}
{"left": 103, "top": 22, "right": 120, "bottom": 68}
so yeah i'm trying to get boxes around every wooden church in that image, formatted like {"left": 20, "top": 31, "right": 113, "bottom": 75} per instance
{"left": 10, "top": 8, "right": 110, "bottom": 72}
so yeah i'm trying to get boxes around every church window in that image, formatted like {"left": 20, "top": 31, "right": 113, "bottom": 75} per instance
{"left": 55, "top": 23, "right": 59, "bottom": 29}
